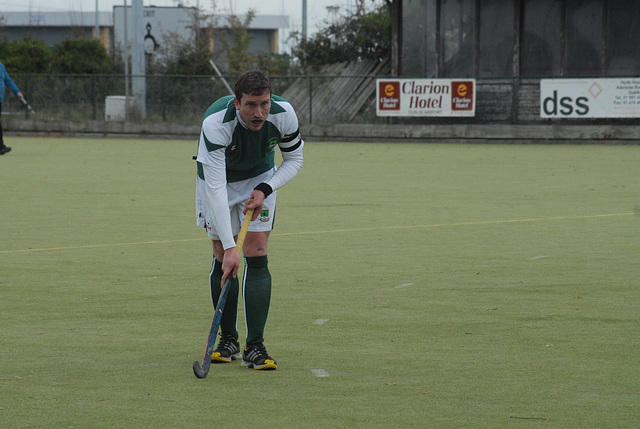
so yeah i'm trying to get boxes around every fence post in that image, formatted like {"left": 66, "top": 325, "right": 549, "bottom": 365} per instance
{"left": 162, "top": 75, "right": 167, "bottom": 122}
{"left": 308, "top": 76, "right": 313, "bottom": 124}
{"left": 511, "top": 77, "right": 520, "bottom": 124}
{"left": 24, "top": 74, "right": 30, "bottom": 119}
{"left": 92, "top": 76, "right": 97, "bottom": 120}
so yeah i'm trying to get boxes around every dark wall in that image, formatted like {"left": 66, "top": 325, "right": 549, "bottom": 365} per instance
{"left": 401, "top": 0, "right": 640, "bottom": 78}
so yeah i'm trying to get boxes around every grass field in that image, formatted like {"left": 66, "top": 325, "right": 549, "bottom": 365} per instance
{"left": 1, "top": 137, "right": 639, "bottom": 428}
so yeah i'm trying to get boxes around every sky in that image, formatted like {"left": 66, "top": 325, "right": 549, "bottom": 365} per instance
{"left": 0, "top": 0, "right": 364, "bottom": 41}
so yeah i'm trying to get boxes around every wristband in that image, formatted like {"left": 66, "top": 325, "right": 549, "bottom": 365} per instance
{"left": 254, "top": 182, "right": 273, "bottom": 198}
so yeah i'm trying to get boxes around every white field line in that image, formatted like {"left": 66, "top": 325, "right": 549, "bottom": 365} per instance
{"left": 395, "top": 283, "right": 414, "bottom": 288}
{"left": 0, "top": 212, "right": 633, "bottom": 254}
{"left": 311, "top": 369, "right": 330, "bottom": 377}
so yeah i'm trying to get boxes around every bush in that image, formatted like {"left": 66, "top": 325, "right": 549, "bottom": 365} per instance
{"left": 0, "top": 38, "right": 52, "bottom": 73}
{"left": 51, "top": 38, "right": 113, "bottom": 74}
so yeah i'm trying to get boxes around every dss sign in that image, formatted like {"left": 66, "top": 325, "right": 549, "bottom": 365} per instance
{"left": 542, "top": 90, "right": 589, "bottom": 116}
{"left": 540, "top": 79, "right": 640, "bottom": 118}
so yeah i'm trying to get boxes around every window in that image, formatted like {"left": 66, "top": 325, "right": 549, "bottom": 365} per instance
{"left": 440, "top": 0, "right": 475, "bottom": 76}
{"left": 479, "top": 0, "right": 515, "bottom": 77}
{"left": 606, "top": 0, "right": 640, "bottom": 75}
{"left": 521, "top": 0, "right": 562, "bottom": 76}
{"left": 565, "top": 0, "right": 603, "bottom": 76}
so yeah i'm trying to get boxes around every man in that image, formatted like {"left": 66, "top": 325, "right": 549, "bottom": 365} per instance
{"left": 0, "top": 62, "right": 24, "bottom": 155}
{"left": 195, "top": 71, "right": 304, "bottom": 370}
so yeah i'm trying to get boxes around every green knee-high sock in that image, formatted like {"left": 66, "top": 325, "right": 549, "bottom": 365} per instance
{"left": 210, "top": 258, "right": 239, "bottom": 340}
{"left": 243, "top": 255, "right": 272, "bottom": 346}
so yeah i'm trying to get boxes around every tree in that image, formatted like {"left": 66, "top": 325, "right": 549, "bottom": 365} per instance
{"left": 0, "top": 38, "right": 52, "bottom": 73}
{"left": 153, "top": 33, "right": 215, "bottom": 75}
{"left": 257, "top": 52, "right": 290, "bottom": 76}
{"left": 148, "top": 7, "right": 217, "bottom": 75}
{"left": 51, "top": 38, "right": 113, "bottom": 74}
{"left": 289, "top": 1, "right": 391, "bottom": 71}
{"left": 142, "top": 5, "right": 287, "bottom": 77}
{"left": 220, "top": 10, "right": 256, "bottom": 75}
{"left": 149, "top": 7, "right": 258, "bottom": 76}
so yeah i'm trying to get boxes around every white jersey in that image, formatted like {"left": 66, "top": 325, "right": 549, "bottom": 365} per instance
{"left": 195, "top": 95, "right": 304, "bottom": 249}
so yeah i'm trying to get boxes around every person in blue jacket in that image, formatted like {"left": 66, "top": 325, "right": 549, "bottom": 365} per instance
{"left": 0, "top": 62, "right": 24, "bottom": 155}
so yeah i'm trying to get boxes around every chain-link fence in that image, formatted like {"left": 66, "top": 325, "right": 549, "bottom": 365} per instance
{"left": 5, "top": 74, "right": 300, "bottom": 124}
{"left": 4, "top": 73, "right": 637, "bottom": 127}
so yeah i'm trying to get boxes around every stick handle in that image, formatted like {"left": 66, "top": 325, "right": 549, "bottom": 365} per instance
{"left": 235, "top": 208, "right": 254, "bottom": 254}
{"left": 20, "top": 97, "right": 35, "bottom": 113}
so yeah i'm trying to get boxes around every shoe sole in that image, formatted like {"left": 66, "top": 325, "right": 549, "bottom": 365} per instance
{"left": 241, "top": 358, "right": 278, "bottom": 370}
{"left": 211, "top": 352, "right": 242, "bottom": 363}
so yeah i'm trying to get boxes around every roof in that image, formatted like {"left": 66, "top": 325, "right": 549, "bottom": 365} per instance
{"left": 221, "top": 14, "right": 290, "bottom": 30}
{"left": 0, "top": 10, "right": 289, "bottom": 31}
{"left": 0, "top": 11, "right": 113, "bottom": 27}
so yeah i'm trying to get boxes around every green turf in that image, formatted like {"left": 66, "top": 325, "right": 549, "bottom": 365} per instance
{"left": 1, "top": 137, "right": 639, "bottom": 428}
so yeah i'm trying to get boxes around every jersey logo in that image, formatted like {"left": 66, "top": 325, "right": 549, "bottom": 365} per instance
{"left": 260, "top": 208, "right": 270, "bottom": 222}
{"left": 227, "top": 144, "right": 238, "bottom": 153}
{"left": 267, "top": 137, "right": 278, "bottom": 150}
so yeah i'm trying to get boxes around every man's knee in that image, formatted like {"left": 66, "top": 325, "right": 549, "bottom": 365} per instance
{"left": 243, "top": 231, "right": 270, "bottom": 257}
{"left": 212, "top": 240, "right": 226, "bottom": 261}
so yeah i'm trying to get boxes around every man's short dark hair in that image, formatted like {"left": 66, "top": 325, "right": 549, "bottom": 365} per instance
{"left": 235, "top": 71, "right": 272, "bottom": 101}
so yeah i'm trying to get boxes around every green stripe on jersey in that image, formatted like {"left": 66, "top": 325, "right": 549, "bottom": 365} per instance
{"left": 203, "top": 95, "right": 235, "bottom": 122}
{"left": 203, "top": 133, "right": 225, "bottom": 153}
{"left": 197, "top": 161, "right": 204, "bottom": 180}
{"left": 269, "top": 95, "right": 287, "bottom": 114}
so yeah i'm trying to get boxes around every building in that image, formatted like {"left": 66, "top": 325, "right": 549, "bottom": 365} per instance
{"left": 112, "top": 7, "right": 289, "bottom": 59}
{"left": 0, "top": 11, "right": 113, "bottom": 51}
{"left": 392, "top": 0, "right": 640, "bottom": 125}
{"left": 0, "top": 8, "right": 289, "bottom": 58}
{"left": 400, "top": 0, "right": 640, "bottom": 78}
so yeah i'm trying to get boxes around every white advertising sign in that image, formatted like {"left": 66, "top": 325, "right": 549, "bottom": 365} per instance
{"left": 376, "top": 79, "right": 476, "bottom": 117}
{"left": 541, "top": 78, "right": 640, "bottom": 118}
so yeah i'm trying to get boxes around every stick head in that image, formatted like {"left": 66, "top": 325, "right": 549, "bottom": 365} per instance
{"left": 193, "top": 361, "right": 209, "bottom": 379}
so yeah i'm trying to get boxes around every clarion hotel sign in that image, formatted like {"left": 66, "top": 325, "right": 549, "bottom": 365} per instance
{"left": 376, "top": 79, "right": 476, "bottom": 117}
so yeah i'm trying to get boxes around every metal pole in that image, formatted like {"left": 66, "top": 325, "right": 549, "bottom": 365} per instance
{"left": 95, "top": 0, "right": 99, "bottom": 39}
{"left": 162, "top": 75, "right": 167, "bottom": 122}
{"left": 209, "top": 59, "right": 234, "bottom": 95}
{"left": 131, "top": 0, "right": 146, "bottom": 118}
{"left": 308, "top": 76, "right": 312, "bottom": 124}
{"left": 92, "top": 77, "right": 97, "bottom": 120}
{"left": 124, "top": 0, "right": 129, "bottom": 120}
{"left": 302, "top": 0, "right": 307, "bottom": 39}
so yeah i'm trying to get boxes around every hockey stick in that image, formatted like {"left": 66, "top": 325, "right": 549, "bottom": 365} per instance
{"left": 193, "top": 207, "right": 255, "bottom": 379}
{"left": 20, "top": 97, "right": 36, "bottom": 114}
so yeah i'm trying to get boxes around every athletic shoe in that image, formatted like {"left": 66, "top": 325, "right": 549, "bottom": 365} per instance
{"left": 241, "top": 342, "right": 278, "bottom": 370}
{"left": 211, "top": 334, "right": 241, "bottom": 363}
{"left": 0, "top": 146, "right": 11, "bottom": 155}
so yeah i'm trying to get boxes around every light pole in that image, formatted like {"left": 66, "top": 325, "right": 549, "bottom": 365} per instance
{"left": 131, "top": 0, "right": 146, "bottom": 118}
{"left": 302, "top": 0, "right": 307, "bottom": 39}
{"left": 95, "top": 0, "right": 99, "bottom": 40}
{"left": 124, "top": 0, "right": 129, "bottom": 120}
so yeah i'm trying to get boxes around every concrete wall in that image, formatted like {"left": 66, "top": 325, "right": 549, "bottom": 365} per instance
{"left": 4, "top": 118, "right": 639, "bottom": 144}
